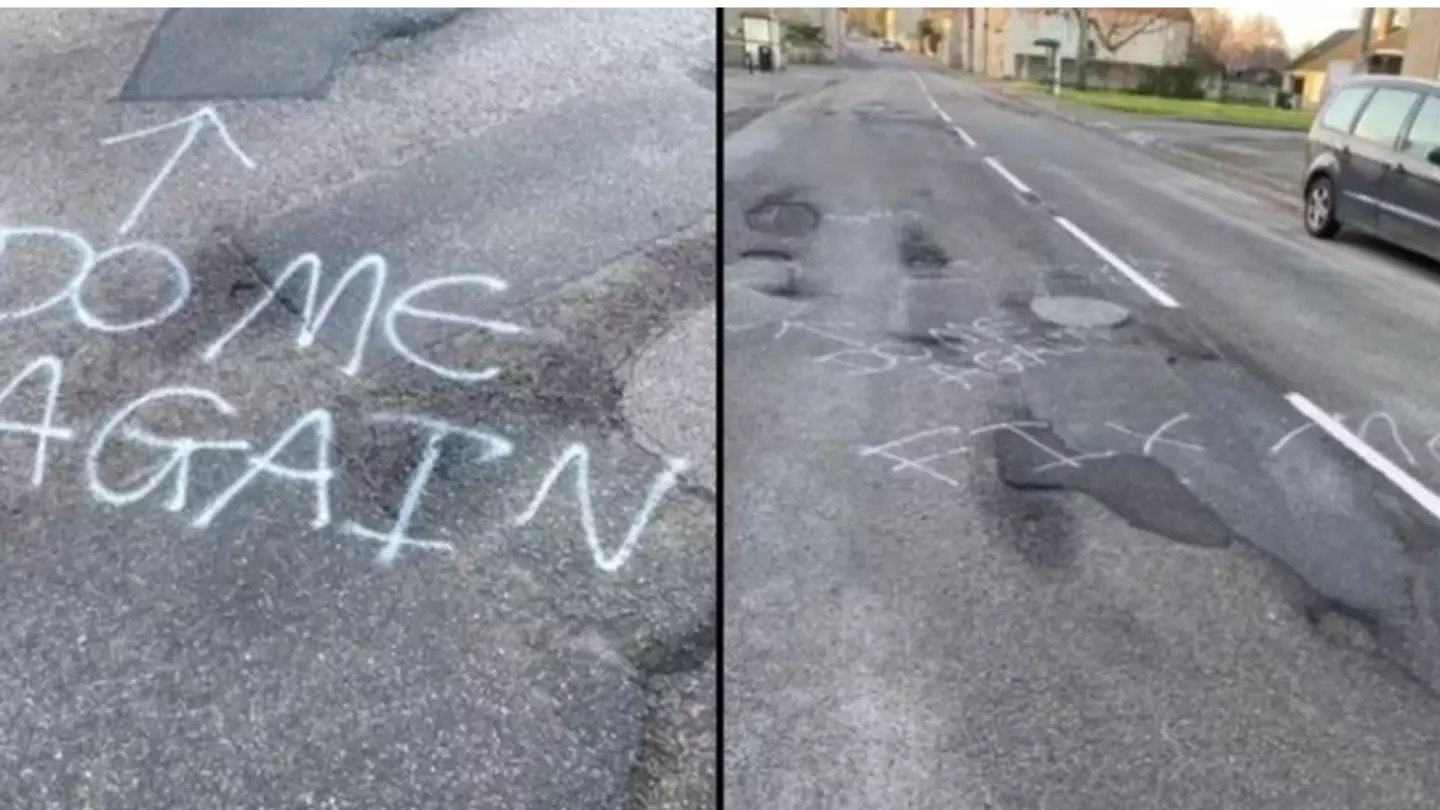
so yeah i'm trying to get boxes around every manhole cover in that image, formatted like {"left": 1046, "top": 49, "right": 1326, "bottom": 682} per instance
{"left": 1031, "top": 295, "right": 1130, "bottom": 328}
{"left": 745, "top": 200, "right": 820, "bottom": 236}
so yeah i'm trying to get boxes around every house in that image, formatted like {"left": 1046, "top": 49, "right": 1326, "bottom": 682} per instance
{"left": 721, "top": 8, "right": 844, "bottom": 67}
{"left": 721, "top": 9, "right": 782, "bottom": 68}
{"left": 1004, "top": 8, "right": 1192, "bottom": 84}
{"left": 1287, "top": 8, "right": 1406, "bottom": 110}
{"left": 937, "top": 8, "right": 1010, "bottom": 76}
{"left": 921, "top": 5, "right": 1002, "bottom": 72}
{"left": 1402, "top": 8, "right": 1440, "bottom": 78}
{"left": 942, "top": 8, "right": 1191, "bottom": 87}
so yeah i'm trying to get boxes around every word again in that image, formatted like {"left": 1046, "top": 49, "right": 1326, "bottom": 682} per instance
{"left": 1, "top": 356, "right": 688, "bottom": 572}
{"left": 103, "top": 107, "right": 257, "bottom": 236}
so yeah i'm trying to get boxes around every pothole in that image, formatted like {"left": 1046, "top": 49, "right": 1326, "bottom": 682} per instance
{"left": 744, "top": 196, "right": 820, "bottom": 237}
{"left": 991, "top": 423, "right": 1236, "bottom": 550}
{"left": 729, "top": 252, "right": 814, "bottom": 299}
{"left": 900, "top": 224, "right": 949, "bottom": 274}
{"left": 1031, "top": 295, "right": 1130, "bottom": 329}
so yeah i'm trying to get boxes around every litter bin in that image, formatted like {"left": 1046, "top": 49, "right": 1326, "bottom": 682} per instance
{"left": 758, "top": 44, "right": 774, "bottom": 72}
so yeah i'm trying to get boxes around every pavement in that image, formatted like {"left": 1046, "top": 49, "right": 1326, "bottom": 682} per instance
{"left": 725, "top": 46, "right": 1440, "bottom": 809}
{"left": 0, "top": 9, "right": 713, "bottom": 810}
{"left": 722, "top": 66, "right": 842, "bottom": 137}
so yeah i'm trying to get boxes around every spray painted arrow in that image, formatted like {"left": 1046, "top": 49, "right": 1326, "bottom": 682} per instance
{"left": 102, "top": 106, "right": 257, "bottom": 236}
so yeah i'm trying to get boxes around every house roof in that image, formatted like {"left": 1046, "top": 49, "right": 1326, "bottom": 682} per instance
{"left": 1287, "top": 23, "right": 1409, "bottom": 71}
{"left": 1288, "top": 28, "right": 1357, "bottom": 71}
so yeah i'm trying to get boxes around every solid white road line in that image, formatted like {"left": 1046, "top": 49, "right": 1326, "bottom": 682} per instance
{"left": 1285, "top": 393, "right": 1440, "bottom": 520}
{"left": 952, "top": 125, "right": 978, "bottom": 149}
{"left": 1053, "top": 216, "right": 1181, "bottom": 308}
{"left": 982, "top": 157, "right": 1034, "bottom": 197}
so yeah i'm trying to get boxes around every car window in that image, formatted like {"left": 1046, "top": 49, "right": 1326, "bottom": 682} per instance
{"left": 1318, "top": 86, "right": 1372, "bottom": 132}
{"left": 1352, "top": 88, "right": 1421, "bottom": 146}
{"left": 1402, "top": 94, "right": 1440, "bottom": 158}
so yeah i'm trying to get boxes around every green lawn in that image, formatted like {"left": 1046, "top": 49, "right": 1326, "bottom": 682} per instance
{"left": 1014, "top": 82, "right": 1314, "bottom": 131}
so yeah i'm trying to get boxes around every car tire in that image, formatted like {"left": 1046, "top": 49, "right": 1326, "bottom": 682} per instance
{"left": 1304, "top": 174, "right": 1340, "bottom": 239}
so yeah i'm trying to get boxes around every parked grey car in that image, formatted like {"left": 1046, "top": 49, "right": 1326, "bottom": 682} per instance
{"left": 1304, "top": 75, "right": 1440, "bottom": 255}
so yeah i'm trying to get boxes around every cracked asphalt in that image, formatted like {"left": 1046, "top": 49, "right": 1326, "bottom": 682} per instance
{"left": 724, "top": 43, "right": 1440, "bottom": 809}
{"left": 0, "top": 9, "right": 714, "bottom": 810}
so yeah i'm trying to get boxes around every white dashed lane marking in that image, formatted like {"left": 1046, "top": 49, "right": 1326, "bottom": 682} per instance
{"left": 1285, "top": 393, "right": 1440, "bottom": 521}
{"left": 1053, "top": 216, "right": 1181, "bottom": 308}
{"left": 910, "top": 73, "right": 1440, "bottom": 532}
{"left": 982, "top": 156, "right": 1035, "bottom": 197}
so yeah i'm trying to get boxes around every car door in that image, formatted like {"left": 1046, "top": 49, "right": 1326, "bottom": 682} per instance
{"left": 1340, "top": 86, "right": 1422, "bottom": 233}
{"left": 1378, "top": 92, "right": 1440, "bottom": 256}
{"left": 1312, "top": 85, "right": 1375, "bottom": 228}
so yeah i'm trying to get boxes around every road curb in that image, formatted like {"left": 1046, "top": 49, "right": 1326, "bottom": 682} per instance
{"left": 722, "top": 70, "right": 843, "bottom": 137}
{"left": 1146, "top": 114, "right": 1309, "bottom": 133}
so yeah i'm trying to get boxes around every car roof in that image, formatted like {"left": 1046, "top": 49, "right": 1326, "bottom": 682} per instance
{"left": 1344, "top": 74, "right": 1440, "bottom": 92}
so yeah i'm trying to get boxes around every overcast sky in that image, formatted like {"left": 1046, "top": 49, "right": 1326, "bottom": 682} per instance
{"left": 1225, "top": 5, "right": 1360, "bottom": 52}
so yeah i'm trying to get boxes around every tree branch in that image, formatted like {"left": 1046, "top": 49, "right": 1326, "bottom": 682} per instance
{"left": 1088, "top": 11, "right": 1169, "bottom": 53}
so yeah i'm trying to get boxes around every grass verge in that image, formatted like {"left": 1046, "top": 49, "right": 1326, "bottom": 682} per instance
{"left": 1014, "top": 81, "right": 1313, "bottom": 130}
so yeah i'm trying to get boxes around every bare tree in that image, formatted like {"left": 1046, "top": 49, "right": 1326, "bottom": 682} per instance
{"left": 1225, "top": 12, "right": 1289, "bottom": 70}
{"left": 1189, "top": 8, "right": 1233, "bottom": 69}
{"left": 846, "top": 8, "right": 885, "bottom": 40}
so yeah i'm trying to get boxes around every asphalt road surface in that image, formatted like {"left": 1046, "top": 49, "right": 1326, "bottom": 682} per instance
{"left": 0, "top": 9, "right": 714, "bottom": 810}
{"left": 725, "top": 45, "right": 1440, "bottom": 809}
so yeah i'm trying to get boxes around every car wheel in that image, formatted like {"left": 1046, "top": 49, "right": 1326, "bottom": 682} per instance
{"left": 1305, "top": 175, "right": 1340, "bottom": 238}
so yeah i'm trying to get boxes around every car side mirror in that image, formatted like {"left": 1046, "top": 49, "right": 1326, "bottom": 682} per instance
{"left": 1427, "top": 146, "right": 1440, "bottom": 166}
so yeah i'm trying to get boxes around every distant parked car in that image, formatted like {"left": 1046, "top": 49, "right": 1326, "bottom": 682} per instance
{"left": 880, "top": 40, "right": 902, "bottom": 52}
{"left": 1303, "top": 75, "right": 1440, "bottom": 257}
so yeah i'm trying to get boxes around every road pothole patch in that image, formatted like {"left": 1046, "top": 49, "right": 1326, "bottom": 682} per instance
{"left": 900, "top": 224, "right": 949, "bottom": 274}
{"left": 744, "top": 195, "right": 819, "bottom": 237}
{"left": 1031, "top": 295, "right": 1130, "bottom": 329}
{"left": 990, "top": 422, "right": 1237, "bottom": 551}
{"left": 728, "top": 252, "right": 815, "bottom": 299}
